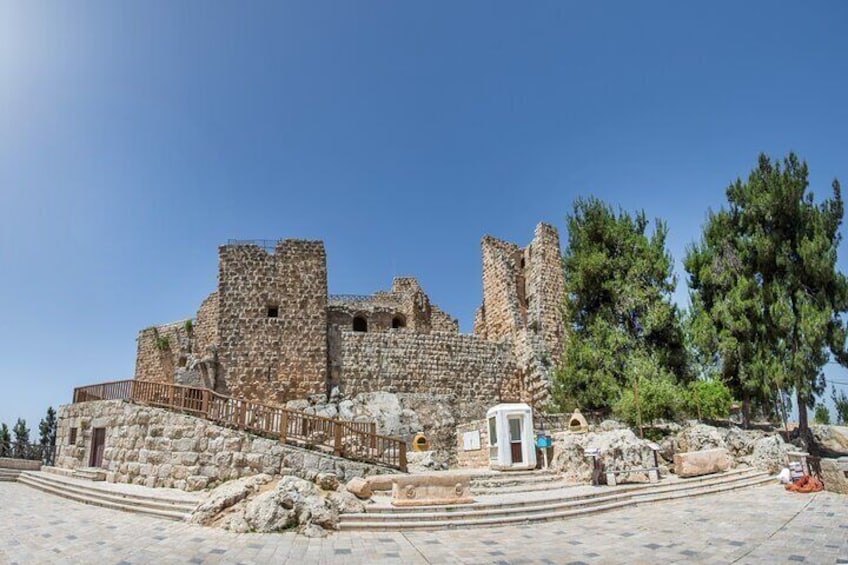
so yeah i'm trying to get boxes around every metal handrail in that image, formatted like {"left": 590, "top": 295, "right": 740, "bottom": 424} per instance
{"left": 0, "top": 442, "right": 56, "bottom": 466}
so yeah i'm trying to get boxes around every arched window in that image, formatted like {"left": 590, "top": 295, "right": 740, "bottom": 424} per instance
{"left": 353, "top": 316, "right": 368, "bottom": 332}
{"left": 392, "top": 315, "right": 406, "bottom": 329}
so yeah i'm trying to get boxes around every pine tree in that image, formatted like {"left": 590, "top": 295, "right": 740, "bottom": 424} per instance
{"left": 0, "top": 423, "right": 10, "bottom": 455}
{"left": 686, "top": 153, "right": 848, "bottom": 433}
{"left": 12, "top": 418, "right": 29, "bottom": 457}
{"left": 553, "top": 197, "right": 689, "bottom": 414}
{"left": 38, "top": 407, "right": 57, "bottom": 447}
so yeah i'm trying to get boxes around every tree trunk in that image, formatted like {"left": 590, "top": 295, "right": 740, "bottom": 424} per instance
{"left": 742, "top": 393, "right": 750, "bottom": 429}
{"left": 796, "top": 387, "right": 808, "bottom": 435}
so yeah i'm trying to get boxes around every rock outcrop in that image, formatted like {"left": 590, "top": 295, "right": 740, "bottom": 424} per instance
{"left": 192, "top": 473, "right": 368, "bottom": 536}
{"left": 811, "top": 425, "right": 848, "bottom": 457}
{"left": 746, "top": 435, "right": 788, "bottom": 474}
{"left": 191, "top": 474, "right": 272, "bottom": 525}
{"left": 550, "top": 429, "right": 653, "bottom": 484}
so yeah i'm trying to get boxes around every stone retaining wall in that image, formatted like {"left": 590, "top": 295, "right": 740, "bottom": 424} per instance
{"left": 56, "top": 400, "right": 396, "bottom": 492}
{"left": 455, "top": 419, "right": 490, "bottom": 469}
{"left": 0, "top": 457, "right": 41, "bottom": 470}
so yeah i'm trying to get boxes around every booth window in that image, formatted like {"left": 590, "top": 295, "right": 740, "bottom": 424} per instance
{"left": 488, "top": 416, "right": 498, "bottom": 459}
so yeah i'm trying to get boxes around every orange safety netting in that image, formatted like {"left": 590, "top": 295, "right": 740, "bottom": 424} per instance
{"left": 784, "top": 474, "right": 823, "bottom": 493}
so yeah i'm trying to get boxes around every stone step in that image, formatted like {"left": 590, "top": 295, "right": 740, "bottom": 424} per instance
{"left": 339, "top": 471, "right": 773, "bottom": 531}
{"left": 73, "top": 468, "right": 107, "bottom": 481}
{"left": 349, "top": 472, "right": 766, "bottom": 524}
{"left": 364, "top": 467, "right": 759, "bottom": 514}
{"left": 20, "top": 471, "right": 200, "bottom": 510}
{"left": 17, "top": 472, "right": 199, "bottom": 520}
{"left": 470, "top": 472, "right": 561, "bottom": 488}
{"left": 472, "top": 479, "right": 570, "bottom": 495}
{"left": 0, "top": 469, "right": 21, "bottom": 481}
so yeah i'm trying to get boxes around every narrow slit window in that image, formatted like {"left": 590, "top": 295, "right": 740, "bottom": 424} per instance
{"left": 267, "top": 306, "right": 279, "bottom": 318}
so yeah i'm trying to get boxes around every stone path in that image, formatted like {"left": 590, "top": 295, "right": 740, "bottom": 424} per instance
{"left": 1, "top": 482, "right": 846, "bottom": 564}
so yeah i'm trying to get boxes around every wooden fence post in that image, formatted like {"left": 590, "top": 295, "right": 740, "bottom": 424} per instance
{"left": 369, "top": 422, "right": 377, "bottom": 451}
{"left": 280, "top": 411, "right": 288, "bottom": 444}
{"left": 334, "top": 422, "right": 342, "bottom": 457}
{"left": 399, "top": 441, "right": 407, "bottom": 473}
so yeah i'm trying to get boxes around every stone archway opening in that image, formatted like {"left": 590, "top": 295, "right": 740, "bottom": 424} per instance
{"left": 353, "top": 316, "right": 368, "bottom": 332}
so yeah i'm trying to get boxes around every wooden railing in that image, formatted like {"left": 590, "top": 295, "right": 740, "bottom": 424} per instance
{"left": 73, "top": 380, "right": 407, "bottom": 472}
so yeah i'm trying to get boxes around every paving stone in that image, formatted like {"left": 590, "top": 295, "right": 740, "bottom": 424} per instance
{"left": 3, "top": 482, "right": 847, "bottom": 564}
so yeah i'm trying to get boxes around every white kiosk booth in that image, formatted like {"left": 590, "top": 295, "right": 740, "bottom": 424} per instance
{"left": 486, "top": 403, "right": 537, "bottom": 471}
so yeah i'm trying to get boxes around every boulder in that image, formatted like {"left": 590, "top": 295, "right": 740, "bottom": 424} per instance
{"left": 243, "top": 489, "right": 297, "bottom": 532}
{"left": 811, "top": 426, "right": 848, "bottom": 457}
{"left": 596, "top": 420, "right": 627, "bottom": 432}
{"left": 550, "top": 428, "right": 653, "bottom": 484}
{"left": 819, "top": 458, "right": 848, "bottom": 495}
{"left": 749, "top": 435, "right": 788, "bottom": 474}
{"left": 675, "top": 424, "right": 727, "bottom": 453}
{"left": 329, "top": 490, "right": 366, "bottom": 514}
{"left": 673, "top": 448, "right": 732, "bottom": 478}
{"left": 315, "top": 472, "right": 339, "bottom": 491}
{"left": 191, "top": 473, "right": 272, "bottom": 524}
{"left": 406, "top": 450, "right": 449, "bottom": 473}
{"left": 242, "top": 475, "right": 339, "bottom": 534}
{"left": 346, "top": 477, "right": 373, "bottom": 499}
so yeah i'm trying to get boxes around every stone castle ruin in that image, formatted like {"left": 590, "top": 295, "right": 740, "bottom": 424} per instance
{"left": 133, "top": 223, "right": 565, "bottom": 450}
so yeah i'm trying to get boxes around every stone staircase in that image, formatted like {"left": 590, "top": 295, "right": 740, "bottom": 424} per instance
{"left": 340, "top": 468, "right": 774, "bottom": 531}
{"left": 16, "top": 471, "right": 201, "bottom": 521}
{"left": 470, "top": 469, "right": 566, "bottom": 495}
{"left": 0, "top": 468, "right": 21, "bottom": 482}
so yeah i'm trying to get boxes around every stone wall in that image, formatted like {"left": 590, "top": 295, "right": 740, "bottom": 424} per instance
{"left": 339, "top": 330, "right": 517, "bottom": 423}
{"left": 217, "top": 241, "right": 328, "bottom": 404}
{"left": 455, "top": 418, "right": 490, "bottom": 469}
{"left": 55, "top": 400, "right": 396, "bottom": 491}
{"left": 134, "top": 321, "right": 192, "bottom": 384}
{"left": 193, "top": 292, "right": 219, "bottom": 356}
{"left": 0, "top": 458, "right": 41, "bottom": 470}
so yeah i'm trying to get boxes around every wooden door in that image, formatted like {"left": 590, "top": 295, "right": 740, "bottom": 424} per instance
{"left": 509, "top": 417, "right": 523, "bottom": 464}
{"left": 89, "top": 428, "right": 106, "bottom": 468}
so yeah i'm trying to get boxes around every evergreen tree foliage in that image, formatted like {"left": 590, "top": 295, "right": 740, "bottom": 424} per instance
{"left": 38, "top": 407, "right": 57, "bottom": 447}
{"left": 12, "top": 418, "right": 29, "bottom": 445}
{"left": 813, "top": 404, "right": 831, "bottom": 425}
{"left": 553, "top": 197, "right": 688, "bottom": 414}
{"left": 686, "top": 153, "right": 848, "bottom": 432}
{"left": 0, "top": 423, "right": 10, "bottom": 453}
{"left": 833, "top": 387, "right": 848, "bottom": 424}
{"left": 12, "top": 418, "right": 29, "bottom": 457}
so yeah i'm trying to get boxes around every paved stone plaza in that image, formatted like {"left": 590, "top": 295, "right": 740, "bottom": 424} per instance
{"left": 1, "top": 482, "right": 846, "bottom": 564}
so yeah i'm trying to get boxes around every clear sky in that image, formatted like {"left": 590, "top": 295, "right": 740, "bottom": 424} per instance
{"left": 2, "top": 1, "right": 847, "bottom": 433}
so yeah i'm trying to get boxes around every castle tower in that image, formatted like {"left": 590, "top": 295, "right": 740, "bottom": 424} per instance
{"left": 474, "top": 223, "right": 565, "bottom": 407}
{"left": 215, "top": 239, "right": 329, "bottom": 404}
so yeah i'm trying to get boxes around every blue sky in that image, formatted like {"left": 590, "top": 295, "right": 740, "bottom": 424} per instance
{"left": 1, "top": 1, "right": 847, "bottom": 432}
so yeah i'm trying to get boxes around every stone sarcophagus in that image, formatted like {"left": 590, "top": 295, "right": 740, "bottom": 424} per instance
{"left": 391, "top": 473, "right": 474, "bottom": 507}
{"left": 674, "top": 448, "right": 732, "bottom": 478}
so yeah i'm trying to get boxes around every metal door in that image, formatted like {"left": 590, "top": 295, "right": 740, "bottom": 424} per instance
{"left": 89, "top": 428, "right": 106, "bottom": 468}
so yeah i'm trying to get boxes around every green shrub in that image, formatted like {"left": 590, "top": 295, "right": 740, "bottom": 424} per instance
{"left": 813, "top": 403, "right": 831, "bottom": 425}
{"left": 614, "top": 373, "right": 685, "bottom": 427}
{"left": 685, "top": 378, "right": 734, "bottom": 421}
